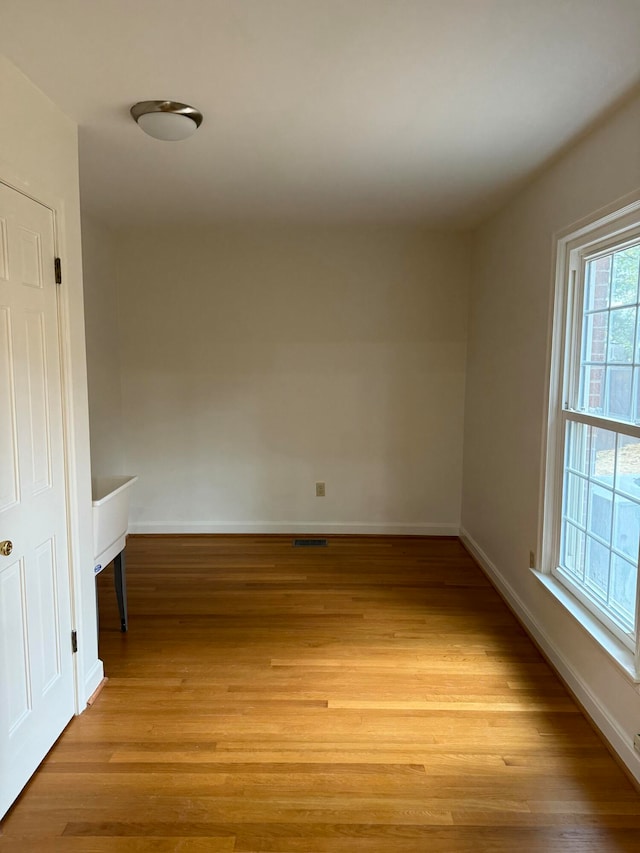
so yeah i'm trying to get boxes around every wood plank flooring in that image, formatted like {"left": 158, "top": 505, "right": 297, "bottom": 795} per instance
{"left": 2, "top": 534, "right": 640, "bottom": 851}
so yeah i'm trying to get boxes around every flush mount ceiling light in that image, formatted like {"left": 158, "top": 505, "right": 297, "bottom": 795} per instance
{"left": 130, "top": 100, "right": 203, "bottom": 141}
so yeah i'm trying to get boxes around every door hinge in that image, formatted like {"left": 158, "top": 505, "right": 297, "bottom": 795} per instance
{"left": 71, "top": 630, "right": 78, "bottom": 654}
{"left": 54, "top": 257, "right": 62, "bottom": 285}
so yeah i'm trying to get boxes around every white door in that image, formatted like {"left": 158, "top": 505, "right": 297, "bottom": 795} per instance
{"left": 0, "top": 182, "right": 74, "bottom": 817}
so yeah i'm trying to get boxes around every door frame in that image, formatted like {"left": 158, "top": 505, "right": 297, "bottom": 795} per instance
{"left": 0, "top": 165, "right": 97, "bottom": 713}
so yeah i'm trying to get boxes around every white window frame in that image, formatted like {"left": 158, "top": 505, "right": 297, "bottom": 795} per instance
{"left": 542, "top": 194, "right": 640, "bottom": 676}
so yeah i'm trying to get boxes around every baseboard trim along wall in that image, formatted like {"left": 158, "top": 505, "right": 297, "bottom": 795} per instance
{"left": 128, "top": 522, "right": 459, "bottom": 536}
{"left": 459, "top": 527, "right": 640, "bottom": 786}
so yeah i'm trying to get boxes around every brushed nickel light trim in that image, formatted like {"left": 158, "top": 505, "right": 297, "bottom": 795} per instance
{"left": 130, "top": 100, "right": 203, "bottom": 140}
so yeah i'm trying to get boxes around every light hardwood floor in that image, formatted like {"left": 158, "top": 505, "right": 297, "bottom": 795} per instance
{"left": 2, "top": 534, "right": 640, "bottom": 851}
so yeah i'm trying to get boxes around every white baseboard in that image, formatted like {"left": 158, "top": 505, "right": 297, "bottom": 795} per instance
{"left": 129, "top": 521, "right": 459, "bottom": 536}
{"left": 459, "top": 527, "right": 640, "bottom": 785}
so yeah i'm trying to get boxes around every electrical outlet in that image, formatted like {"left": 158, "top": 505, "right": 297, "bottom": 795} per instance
{"left": 315, "top": 481, "right": 325, "bottom": 497}
{"left": 634, "top": 733, "right": 640, "bottom": 753}
{"left": 529, "top": 550, "right": 536, "bottom": 569}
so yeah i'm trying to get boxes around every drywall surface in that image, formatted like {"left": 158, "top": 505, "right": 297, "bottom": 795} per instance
{"left": 461, "top": 91, "right": 640, "bottom": 779}
{"left": 82, "top": 214, "right": 125, "bottom": 477}
{"left": 0, "top": 54, "right": 102, "bottom": 703}
{"left": 116, "top": 227, "right": 470, "bottom": 533}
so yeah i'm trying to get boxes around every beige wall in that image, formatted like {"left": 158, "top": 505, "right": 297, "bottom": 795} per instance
{"left": 115, "top": 226, "right": 470, "bottom": 533}
{"left": 0, "top": 54, "right": 102, "bottom": 704}
{"left": 82, "top": 214, "right": 125, "bottom": 477}
{"left": 462, "top": 91, "right": 640, "bottom": 780}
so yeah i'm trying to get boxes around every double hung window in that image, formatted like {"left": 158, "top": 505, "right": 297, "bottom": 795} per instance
{"left": 547, "top": 202, "right": 640, "bottom": 659}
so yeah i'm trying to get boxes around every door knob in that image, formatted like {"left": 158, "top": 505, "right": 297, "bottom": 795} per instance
{"left": 0, "top": 540, "right": 13, "bottom": 557}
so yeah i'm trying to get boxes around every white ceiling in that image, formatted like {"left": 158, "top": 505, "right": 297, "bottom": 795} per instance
{"left": 2, "top": 0, "right": 640, "bottom": 228}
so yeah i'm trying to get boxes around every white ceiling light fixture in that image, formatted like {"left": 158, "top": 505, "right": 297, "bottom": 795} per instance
{"left": 130, "top": 100, "right": 203, "bottom": 141}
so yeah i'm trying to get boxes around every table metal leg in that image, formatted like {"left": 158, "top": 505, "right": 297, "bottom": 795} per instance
{"left": 113, "top": 550, "right": 128, "bottom": 633}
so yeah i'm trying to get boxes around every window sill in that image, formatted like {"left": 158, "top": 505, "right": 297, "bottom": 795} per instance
{"left": 532, "top": 569, "right": 640, "bottom": 685}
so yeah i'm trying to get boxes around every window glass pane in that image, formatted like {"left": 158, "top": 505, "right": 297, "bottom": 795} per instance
{"left": 582, "top": 312, "right": 608, "bottom": 363}
{"left": 580, "top": 365, "right": 605, "bottom": 413}
{"left": 605, "top": 366, "right": 633, "bottom": 420}
{"left": 613, "top": 493, "right": 640, "bottom": 560}
{"left": 615, "top": 434, "right": 640, "bottom": 500}
{"left": 585, "top": 256, "right": 611, "bottom": 311}
{"left": 611, "top": 245, "right": 640, "bottom": 307}
{"left": 562, "top": 522, "right": 585, "bottom": 581}
{"left": 608, "top": 308, "right": 636, "bottom": 362}
{"left": 567, "top": 421, "right": 591, "bottom": 474}
{"left": 589, "top": 427, "right": 616, "bottom": 487}
{"left": 585, "top": 536, "right": 610, "bottom": 600}
{"left": 565, "top": 472, "right": 587, "bottom": 527}
{"left": 587, "top": 483, "right": 612, "bottom": 544}
{"left": 610, "top": 554, "right": 637, "bottom": 629}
